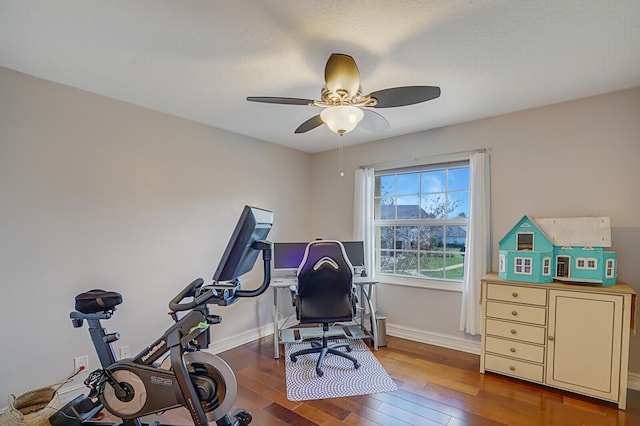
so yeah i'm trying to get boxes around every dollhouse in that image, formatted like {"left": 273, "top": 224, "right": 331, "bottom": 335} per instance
{"left": 498, "top": 216, "right": 617, "bottom": 285}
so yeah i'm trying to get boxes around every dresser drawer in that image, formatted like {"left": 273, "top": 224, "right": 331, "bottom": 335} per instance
{"left": 486, "top": 283, "right": 547, "bottom": 306}
{"left": 485, "top": 353, "right": 544, "bottom": 383}
{"left": 485, "top": 336, "right": 545, "bottom": 363}
{"left": 485, "top": 318, "right": 546, "bottom": 344}
{"left": 486, "top": 301, "right": 546, "bottom": 325}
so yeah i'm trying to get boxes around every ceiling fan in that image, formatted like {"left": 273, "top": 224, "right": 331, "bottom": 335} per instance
{"left": 247, "top": 53, "right": 441, "bottom": 136}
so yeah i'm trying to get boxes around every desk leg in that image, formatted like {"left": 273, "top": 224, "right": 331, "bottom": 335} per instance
{"left": 273, "top": 287, "right": 280, "bottom": 359}
{"left": 365, "top": 283, "right": 378, "bottom": 350}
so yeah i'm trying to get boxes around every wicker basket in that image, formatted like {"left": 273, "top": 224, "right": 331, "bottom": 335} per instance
{"left": 0, "top": 386, "right": 62, "bottom": 426}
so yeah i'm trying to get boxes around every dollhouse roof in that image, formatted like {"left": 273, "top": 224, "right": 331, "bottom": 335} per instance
{"left": 532, "top": 216, "right": 612, "bottom": 248}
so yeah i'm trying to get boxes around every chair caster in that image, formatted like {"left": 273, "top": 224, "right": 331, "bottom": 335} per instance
{"left": 290, "top": 355, "right": 297, "bottom": 362}
{"left": 354, "top": 361, "right": 361, "bottom": 369}
{"left": 346, "top": 346, "right": 352, "bottom": 352}
{"left": 316, "top": 368, "right": 324, "bottom": 377}
{"left": 232, "top": 408, "right": 252, "bottom": 425}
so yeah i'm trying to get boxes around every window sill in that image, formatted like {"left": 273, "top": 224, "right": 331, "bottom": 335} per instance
{"left": 376, "top": 273, "right": 462, "bottom": 292}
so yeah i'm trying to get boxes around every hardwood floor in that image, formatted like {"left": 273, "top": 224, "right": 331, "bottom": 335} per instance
{"left": 133, "top": 336, "right": 640, "bottom": 425}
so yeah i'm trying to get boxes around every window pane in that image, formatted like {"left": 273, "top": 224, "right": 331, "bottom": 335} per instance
{"left": 379, "top": 197, "right": 395, "bottom": 219}
{"left": 448, "top": 191, "right": 469, "bottom": 219}
{"left": 396, "top": 195, "right": 420, "bottom": 219}
{"left": 419, "top": 226, "right": 443, "bottom": 250}
{"left": 448, "top": 167, "right": 470, "bottom": 191}
{"left": 421, "top": 170, "right": 446, "bottom": 193}
{"left": 379, "top": 226, "right": 394, "bottom": 250}
{"left": 396, "top": 226, "right": 418, "bottom": 250}
{"left": 379, "top": 250, "right": 395, "bottom": 273}
{"left": 375, "top": 175, "right": 395, "bottom": 197}
{"left": 446, "top": 225, "right": 467, "bottom": 249}
{"left": 420, "top": 252, "right": 444, "bottom": 279}
{"left": 395, "top": 251, "right": 418, "bottom": 276}
{"left": 420, "top": 193, "right": 447, "bottom": 219}
{"left": 397, "top": 173, "right": 419, "bottom": 195}
{"left": 444, "top": 226, "right": 466, "bottom": 280}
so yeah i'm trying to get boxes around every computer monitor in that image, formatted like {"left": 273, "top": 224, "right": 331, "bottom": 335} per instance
{"left": 213, "top": 205, "right": 273, "bottom": 283}
{"left": 341, "top": 240, "right": 365, "bottom": 268}
{"left": 272, "top": 242, "right": 308, "bottom": 276}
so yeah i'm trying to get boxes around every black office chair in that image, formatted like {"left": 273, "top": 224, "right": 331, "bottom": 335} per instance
{"left": 289, "top": 240, "right": 361, "bottom": 377}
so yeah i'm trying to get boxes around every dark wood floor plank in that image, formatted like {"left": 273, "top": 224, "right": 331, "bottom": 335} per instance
{"left": 369, "top": 390, "right": 452, "bottom": 424}
{"left": 263, "top": 402, "right": 319, "bottom": 426}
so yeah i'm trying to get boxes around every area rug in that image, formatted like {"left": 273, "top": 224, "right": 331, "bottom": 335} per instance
{"left": 284, "top": 339, "right": 397, "bottom": 401}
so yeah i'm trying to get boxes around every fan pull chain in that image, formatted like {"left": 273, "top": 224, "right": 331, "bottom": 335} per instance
{"left": 339, "top": 144, "right": 345, "bottom": 180}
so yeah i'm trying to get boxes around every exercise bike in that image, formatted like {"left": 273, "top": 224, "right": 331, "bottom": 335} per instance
{"left": 50, "top": 206, "right": 274, "bottom": 426}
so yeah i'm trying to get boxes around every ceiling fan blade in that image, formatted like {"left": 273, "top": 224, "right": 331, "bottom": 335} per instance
{"left": 247, "top": 96, "right": 314, "bottom": 106}
{"left": 368, "top": 86, "right": 441, "bottom": 108}
{"left": 324, "top": 53, "right": 360, "bottom": 99}
{"left": 294, "top": 115, "right": 324, "bottom": 134}
{"left": 360, "top": 109, "right": 390, "bottom": 132}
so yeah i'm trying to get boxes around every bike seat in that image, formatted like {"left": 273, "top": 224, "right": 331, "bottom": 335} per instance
{"left": 75, "top": 289, "right": 123, "bottom": 314}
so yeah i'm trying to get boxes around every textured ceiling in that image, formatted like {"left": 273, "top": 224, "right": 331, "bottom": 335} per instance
{"left": 1, "top": 1, "right": 639, "bottom": 153}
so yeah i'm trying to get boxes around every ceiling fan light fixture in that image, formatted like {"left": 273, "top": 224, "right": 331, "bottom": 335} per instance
{"left": 320, "top": 105, "right": 364, "bottom": 136}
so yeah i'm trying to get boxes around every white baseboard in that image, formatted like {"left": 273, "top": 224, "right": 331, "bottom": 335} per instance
{"left": 386, "top": 322, "right": 481, "bottom": 355}
{"left": 628, "top": 372, "right": 640, "bottom": 391}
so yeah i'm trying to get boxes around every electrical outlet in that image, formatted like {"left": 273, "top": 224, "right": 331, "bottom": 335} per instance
{"left": 119, "top": 345, "right": 131, "bottom": 359}
{"left": 74, "top": 355, "right": 89, "bottom": 372}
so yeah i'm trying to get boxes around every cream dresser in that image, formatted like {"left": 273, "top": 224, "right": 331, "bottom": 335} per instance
{"left": 480, "top": 273, "right": 636, "bottom": 409}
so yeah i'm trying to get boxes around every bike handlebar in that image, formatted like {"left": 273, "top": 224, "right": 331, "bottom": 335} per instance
{"left": 168, "top": 278, "right": 206, "bottom": 312}
{"left": 168, "top": 241, "right": 272, "bottom": 312}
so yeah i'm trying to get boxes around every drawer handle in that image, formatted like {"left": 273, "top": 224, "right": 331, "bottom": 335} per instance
{"left": 511, "top": 310, "right": 518, "bottom": 316}
{"left": 510, "top": 347, "right": 516, "bottom": 353}
{"left": 510, "top": 329, "right": 517, "bottom": 335}
{"left": 509, "top": 366, "right": 516, "bottom": 371}
{"left": 548, "top": 336, "right": 555, "bottom": 341}
{"left": 512, "top": 292, "right": 518, "bottom": 297}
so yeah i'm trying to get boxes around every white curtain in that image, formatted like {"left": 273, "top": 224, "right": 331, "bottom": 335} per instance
{"left": 459, "top": 152, "right": 491, "bottom": 335}
{"left": 353, "top": 167, "right": 375, "bottom": 278}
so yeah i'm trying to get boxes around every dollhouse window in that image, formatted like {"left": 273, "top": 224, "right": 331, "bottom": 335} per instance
{"left": 576, "top": 257, "right": 597, "bottom": 270}
{"left": 514, "top": 257, "right": 532, "bottom": 274}
{"left": 499, "top": 254, "right": 506, "bottom": 272}
{"left": 517, "top": 233, "right": 533, "bottom": 251}
{"left": 606, "top": 259, "right": 615, "bottom": 278}
{"left": 543, "top": 257, "right": 551, "bottom": 275}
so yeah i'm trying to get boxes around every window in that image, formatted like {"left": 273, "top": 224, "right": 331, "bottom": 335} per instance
{"left": 576, "top": 257, "right": 597, "bottom": 270}
{"left": 499, "top": 254, "right": 506, "bottom": 273}
{"left": 514, "top": 257, "right": 532, "bottom": 275}
{"left": 374, "top": 162, "right": 469, "bottom": 286}
{"left": 606, "top": 259, "right": 615, "bottom": 278}
{"left": 543, "top": 257, "right": 551, "bottom": 275}
{"left": 517, "top": 233, "right": 534, "bottom": 251}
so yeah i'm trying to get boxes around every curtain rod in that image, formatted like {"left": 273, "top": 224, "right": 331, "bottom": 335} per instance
{"left": 359, "top": 148, "right": 487, "bottom": 170}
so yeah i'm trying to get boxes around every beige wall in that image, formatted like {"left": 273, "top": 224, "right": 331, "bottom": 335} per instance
{"left": 310, "top": 87, "right": 640, "bottom": 371}
{"left": 0, "top": 67, "right": 311, "bottom": 403}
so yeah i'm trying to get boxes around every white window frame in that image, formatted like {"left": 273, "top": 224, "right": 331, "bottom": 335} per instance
{"left": 542, "top": 257, "right": 551, "bottom": 275}
{"left": 576, "top": 257, "right": 597, "bottom": 270}
{"left": 373, "top": 161, "right": 469, "bottom": 291}
{"left": 517, "top": 232, "right": 534, "bottom": 251}
{"left": 514, "top": 257, "right": 532, "bottom": 275}
{"left": 606, "top": 259, "right": 615, "bottom": 278}
{"left": 499, "top": 254, "right": 506, "bottom": 273}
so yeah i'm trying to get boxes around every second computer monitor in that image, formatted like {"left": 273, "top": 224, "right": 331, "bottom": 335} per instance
{"left": 341, "top": 241, "right": 365, "bottom": 268}
{"left": 272, "top": 240, "right": 364, "bottom": 276}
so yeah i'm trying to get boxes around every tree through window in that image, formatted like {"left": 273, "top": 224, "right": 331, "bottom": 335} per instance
{"left": 374, "top": 162, "right": 469, "bottom": 282}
